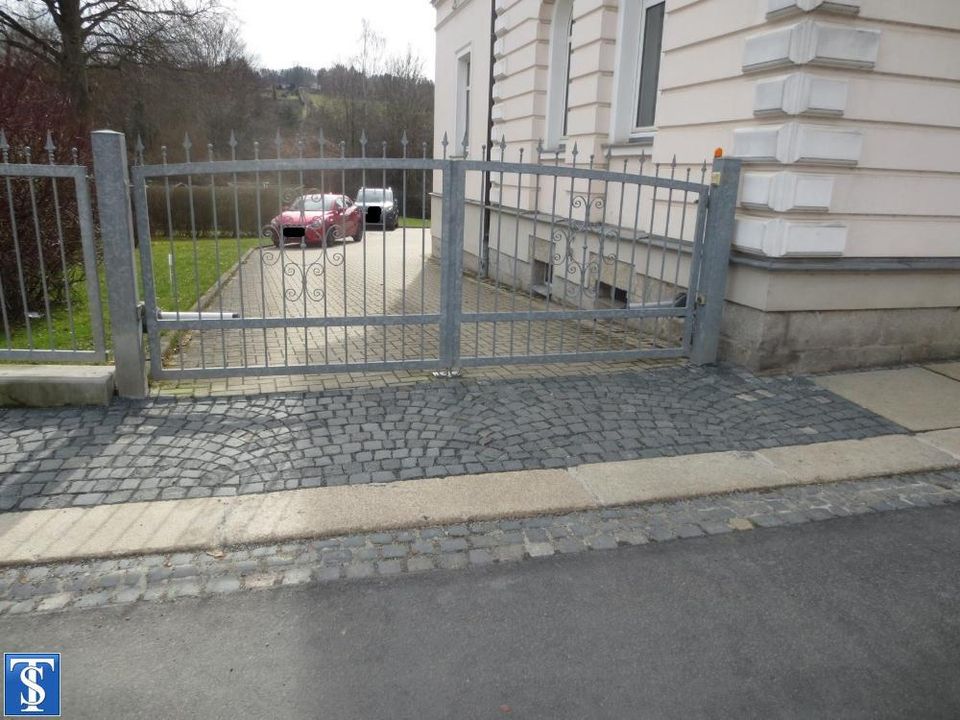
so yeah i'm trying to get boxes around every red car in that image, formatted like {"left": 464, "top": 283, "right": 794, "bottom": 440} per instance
{"left": 268, "top": 193, "right": 364, "bottom": 247}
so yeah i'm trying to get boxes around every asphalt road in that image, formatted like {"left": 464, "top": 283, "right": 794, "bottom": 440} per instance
{"left": 4, "top": 505, "right": 959, "bottom": 719}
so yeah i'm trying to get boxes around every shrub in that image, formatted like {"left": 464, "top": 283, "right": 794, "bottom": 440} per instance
{"left": 0, "top": 55, "right": 89, "bottom": 330}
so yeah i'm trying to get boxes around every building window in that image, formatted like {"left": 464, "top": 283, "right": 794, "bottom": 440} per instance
{"left": 546, "top": 0, "right": 574, "bottom": 148}
{"left": 634, "top": 1, "right": 664, "bottom": 130}
{"left": 610, "top": 0, "right": 666, "bottom": 142}
{"left": 456, "top": 51, "right": 471, "bottom": 153}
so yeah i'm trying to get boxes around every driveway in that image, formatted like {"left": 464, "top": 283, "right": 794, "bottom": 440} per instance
{"left": 170, "top": 228, "right": 656, "bottom": 372}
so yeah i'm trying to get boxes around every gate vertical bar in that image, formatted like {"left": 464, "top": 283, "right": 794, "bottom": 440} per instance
{"left": 91, "top": 130, "right": 147, "bottom": 397}
{"left": 689, "top": 156, "right": 741, "bottom": 366}
{"left": 438, "top": 159, "right": 465, "bottom": 373}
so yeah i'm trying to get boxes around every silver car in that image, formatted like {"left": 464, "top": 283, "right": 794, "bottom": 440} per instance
{"left": 355, "top": 187, "right": 399, "bottom": 231}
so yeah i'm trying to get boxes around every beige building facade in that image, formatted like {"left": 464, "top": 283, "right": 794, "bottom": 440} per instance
{"left": 432, "top": 0, "right": 960, "bottom": 372}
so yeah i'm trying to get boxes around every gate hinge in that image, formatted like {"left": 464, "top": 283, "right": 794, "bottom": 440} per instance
{"left": 137, "top": 301, "right": 147, "bottom": 333}
{"left": 696, "top": 294, "right": 706, "bottom": 306}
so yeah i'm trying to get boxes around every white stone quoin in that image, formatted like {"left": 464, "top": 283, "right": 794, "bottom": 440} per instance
{"left": 754, "top": 73, "right": 848, "bottom": 117}
{"left": 734, "top": 217, "right": 848, "bottom": 257}
{"left": 742, "top": 19, "right": 880, "bottom": 73}
{"left": 733, "top": 122, "right": 863, "bottom": 166}
{"left": 740, "top": 172, "right": 834, "bottom": 213}
{"left": 766, "top": 0, "right": 862, "bottom": 20}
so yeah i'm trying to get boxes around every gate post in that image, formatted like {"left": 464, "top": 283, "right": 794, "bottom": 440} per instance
{"left": 690, "top": 156, "right": 741, "bottom": 366}
{"left": 91, "top": 130, "right": 147, "bottom": 398}
{"left": 437, "top": 159, "right": 465, "bottom": 375}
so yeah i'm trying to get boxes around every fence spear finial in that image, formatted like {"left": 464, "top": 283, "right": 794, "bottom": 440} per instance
{"left": 441, "top": 131, "right": 448, "bottom": 159}
{"left": 45, "top": 131, "right": 57, "bottom": 163}
{"left": 318, "top": 127, "right": 325, "bottom": 147}
{"left": 182, "top": 132, "right": 192, "bottom": 161}
{"left": 133, "top": 134, "right": 144, "bottom": 165}
{"left": 0, "top": 129, "right": 8, "bottom": 162}
{"left": 400, "top": 130, "right": 408, "bottom": 148}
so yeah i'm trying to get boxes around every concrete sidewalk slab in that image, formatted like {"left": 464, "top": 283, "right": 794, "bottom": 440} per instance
{"left": 815, "top": 367, "right": 960, "bottom": 431}
{"left": 927, "top": 362, "right": 960, "bottom": 382}
{"left": 917, "top": 428, "right": 960, "bottom": 461}
{"left": 757, "top": 435, "right": 957, "bottom": 484}
{"left": 0, "top": 470, "right": 593, "bottom": 566}
{"left": 574, "top": 451, "right": 789, "bottom": 506}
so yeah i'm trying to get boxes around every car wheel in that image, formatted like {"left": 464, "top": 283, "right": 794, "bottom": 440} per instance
{"left": 352, "top": 222, "right": 365, "bottom": 242}
{"left": 324, "top": 226, "right": 339, "bottom": 247}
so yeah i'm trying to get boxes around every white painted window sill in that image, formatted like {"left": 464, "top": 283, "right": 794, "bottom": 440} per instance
{"left": 604, "top": 137, "right": 656, "bottom": 159}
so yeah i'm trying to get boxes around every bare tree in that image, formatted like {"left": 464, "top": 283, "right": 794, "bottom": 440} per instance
{"left": 350, "top": 18, "right": 384, "bottom": 126}
{"left": 0, "top": 0, "right": 225, "bottom": 123}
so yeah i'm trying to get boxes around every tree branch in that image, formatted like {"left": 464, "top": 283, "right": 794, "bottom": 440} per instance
{"left": 0, "top": 9, "right": 58, "bottom": 57}
{"left": 0, "top": 36, "right": 59, "bottom": 65}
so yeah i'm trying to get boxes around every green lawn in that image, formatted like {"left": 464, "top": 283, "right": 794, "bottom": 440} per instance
{"left": 4, "top": 237, "right": 263, "bottom": 354}
{"left": 399, "top": 216, "right": 431, "bottom": 229}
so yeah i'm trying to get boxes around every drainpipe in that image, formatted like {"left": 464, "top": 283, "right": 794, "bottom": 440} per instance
{"left": 480, "top": 0, "right": 496, "bottom": 278}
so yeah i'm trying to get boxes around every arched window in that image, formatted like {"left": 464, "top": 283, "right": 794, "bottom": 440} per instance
{"left": 546, "top": 0, "right": 574, "bottom": 147}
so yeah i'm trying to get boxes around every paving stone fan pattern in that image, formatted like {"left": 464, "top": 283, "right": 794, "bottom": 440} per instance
{"left": 0, "top": 470, "right": 957, "bottom": 616}
{"left": 0, "top": 365, "right": 903, "bottom": 512}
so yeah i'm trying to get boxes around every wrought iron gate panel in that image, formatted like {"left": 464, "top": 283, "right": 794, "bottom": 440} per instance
{"left": 454, "top": 148, "right": 714, "bottom": 369}
{"left": 128, "top": 134, "right": 735, "bottom": 382}
{"left": 131, "top": 141, "right": 448, "bottom": 380}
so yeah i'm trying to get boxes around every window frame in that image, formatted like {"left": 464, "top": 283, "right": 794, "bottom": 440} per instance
{"left": 455, "top": 48, "right": 472, "bottom": 155}
{"left": 609, "top": 0, "right": 666, "bottom": 145}
{"left": 545, "top": 0, "right": 574, "bottom": 149}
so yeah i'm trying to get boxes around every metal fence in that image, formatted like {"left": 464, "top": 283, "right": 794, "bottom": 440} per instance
{"left": 453, "top": 138, "right": 737, "bottom": 370}
{"left": 0, "top": 132, "right": 107, "bottom": 363}
{"left": 0, "top": 128, "right": 740, "bottom": 397}
{"left": 129, "top": 132, "right": 445, "bottom": 382}
{"left": 115, "top": 129, "right": 739, "bottom": 388}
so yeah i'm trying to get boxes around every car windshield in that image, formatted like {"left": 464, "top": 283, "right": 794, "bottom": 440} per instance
{"left": 357, "top": 189, "right": 392, "bottom": 203}
{"left": 289, "top": 194, "right": 339, "bottom": 212}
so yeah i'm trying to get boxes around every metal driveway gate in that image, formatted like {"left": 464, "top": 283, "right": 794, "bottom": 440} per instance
{"left": 121, "top": 131, "right": 739, "bottom": 384}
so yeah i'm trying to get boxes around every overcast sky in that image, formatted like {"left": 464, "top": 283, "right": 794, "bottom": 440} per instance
{"left": 226, "top": 0, "right": 437, "bottom": 78}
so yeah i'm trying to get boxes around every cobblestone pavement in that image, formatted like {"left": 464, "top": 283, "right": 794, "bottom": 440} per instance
{"left": 1, "top": 469, "right": 957, "bottom": 616}
{"left": 154, "top": 357, "right": 677, "bottom": 397}
{"left": 0, "top": 365, "right": 902, "bottom": 512}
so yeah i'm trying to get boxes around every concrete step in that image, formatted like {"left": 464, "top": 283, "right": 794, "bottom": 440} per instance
{"left": 0, "top": 365, "right": 115, "bottom": 407}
